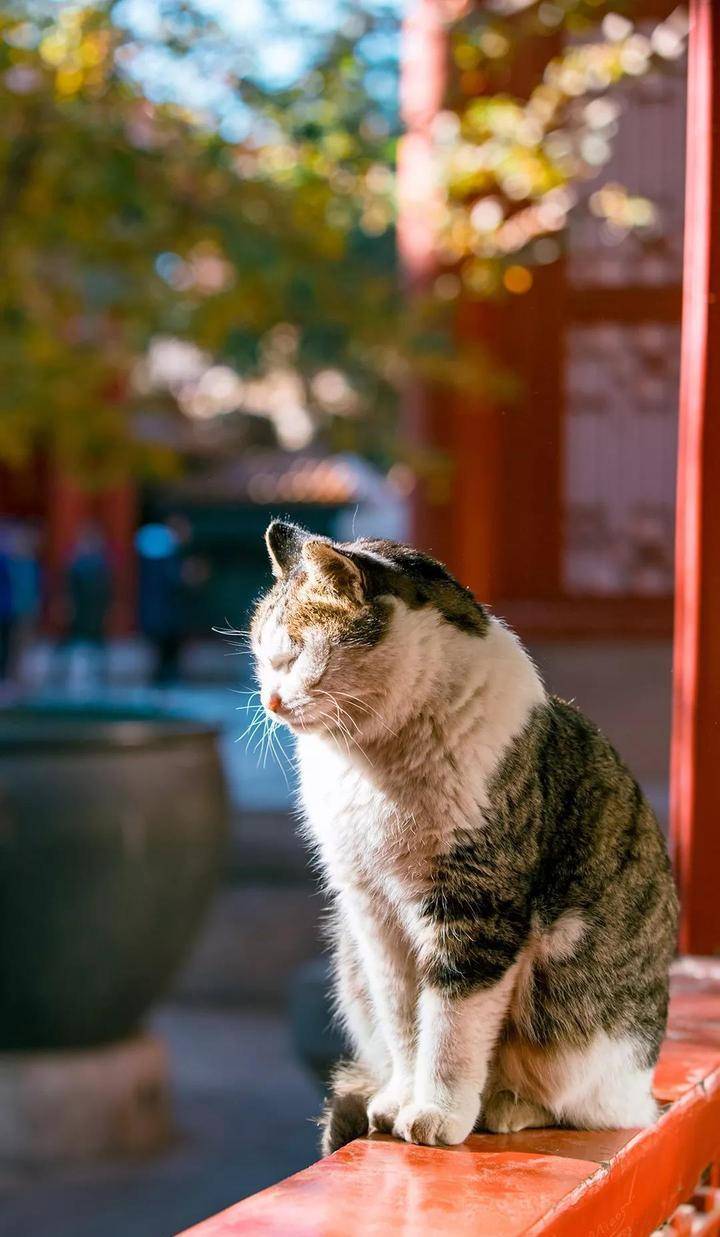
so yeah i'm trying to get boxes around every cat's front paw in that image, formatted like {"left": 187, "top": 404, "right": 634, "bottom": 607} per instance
{"left": 393, "top": 1100, "right": 476, "bottom": 1147}
{"left": 367, "top": 1079, "right": 413, "bottom": 1134}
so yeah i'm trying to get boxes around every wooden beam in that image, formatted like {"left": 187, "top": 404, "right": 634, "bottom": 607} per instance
{"left": 670, "top": 0, "right": 720, "bottom": 954}
{"left": 497, "top": 595, "right": 673, "bottom": 642}
{"left": 567, "top": 285, "right": 682, "bottom": 324}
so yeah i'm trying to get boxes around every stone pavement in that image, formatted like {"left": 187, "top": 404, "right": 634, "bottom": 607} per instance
{"left": 0, "top": 1008, "right": 320, "bottom": 1237}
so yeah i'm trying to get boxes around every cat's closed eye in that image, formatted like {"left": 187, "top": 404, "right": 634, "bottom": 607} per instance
{"left": 268, "top": 650, "right": 299, "bottom": 672}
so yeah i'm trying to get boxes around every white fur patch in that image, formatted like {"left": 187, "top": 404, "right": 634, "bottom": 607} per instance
{"left": 495, "top": 1030, "right": 657, "bottom": 1130}
{"left": 552, "top": 1033, "right": 657, "bottom": 1128}
{"left": 298, "top": 610, "right": 545, "bottom": 877}
{"left": 539, "top": 911, "right": 586, "bottom": 963}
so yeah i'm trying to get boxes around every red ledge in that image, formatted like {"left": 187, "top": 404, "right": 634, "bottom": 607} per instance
{"left": 178, "top": 959, "right": 720, "bottom": 1237}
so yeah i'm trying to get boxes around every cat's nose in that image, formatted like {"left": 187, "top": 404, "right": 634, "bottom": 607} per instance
{"left": 267, "top": 691, "right": 284, "bottom": 714}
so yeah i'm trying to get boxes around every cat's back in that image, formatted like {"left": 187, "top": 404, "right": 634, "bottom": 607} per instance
{"left": 514, "top": 695, "right": 678, "bottom": 944}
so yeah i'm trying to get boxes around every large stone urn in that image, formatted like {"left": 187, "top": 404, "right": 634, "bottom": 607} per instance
{"left": 0, "top": 705, "right": 229, "bottom": 1160}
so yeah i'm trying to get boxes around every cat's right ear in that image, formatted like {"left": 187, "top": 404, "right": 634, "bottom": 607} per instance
{"left": 265, "top": 521, "right": 308, "bottom": 579}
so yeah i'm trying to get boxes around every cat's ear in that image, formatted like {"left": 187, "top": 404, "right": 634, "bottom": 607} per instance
{"left": 265, "top": 521, "right": 309, "bottom": 579}
{"left": 302, "top": 540, "right": 364, "bottom": 601}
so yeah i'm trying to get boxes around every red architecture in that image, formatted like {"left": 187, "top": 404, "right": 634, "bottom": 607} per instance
{"left": 0, "top": 463, "right": 136, "bottom": 635}
{"left": 400, "top": 0, "right": 684, "bottom": 638}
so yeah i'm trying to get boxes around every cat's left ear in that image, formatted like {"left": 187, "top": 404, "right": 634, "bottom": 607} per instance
{"left": 265, "top": 520, "right": 309, "bottom": 578}
{"left": 302, "top": 540, "right": 364, "bottom": 601}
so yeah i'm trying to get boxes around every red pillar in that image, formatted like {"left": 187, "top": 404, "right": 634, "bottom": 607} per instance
{"left": 43, "top": 469, "right": 136, "bottom": 636}
{"left": 98, "top": 482, "right": 136, "bottom": 635}
{"left": 398, "top": 0, "right": 507, "bottom": 598}
{"left": 44, "top": 469, "right": 89, "bottom": 633}
{"left": 670, "top": 0, "right": 720, "bottom": 954}
{"left": 398, "top": 3, "right": 564, "bottom": 605}
{"left": 497, "top": 259, "right": 564, "bottom": 603}
{"left": 451, "top": 299, "right": 506, "bottom": 601}
{"left": 397, "top": 0, "right": 453, "bottom": 563}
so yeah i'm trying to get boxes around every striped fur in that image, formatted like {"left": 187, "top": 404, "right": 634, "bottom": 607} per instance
{"left": 251, "top": 522, "right": 678, "bottom": 1151}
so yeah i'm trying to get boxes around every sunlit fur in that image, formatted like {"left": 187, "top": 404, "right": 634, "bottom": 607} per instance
{"left": 248, "top": 522, "right": 678, "bottom": 1151}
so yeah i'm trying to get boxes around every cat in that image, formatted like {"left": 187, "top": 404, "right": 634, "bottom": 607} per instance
{"left": 250, "top": 519, "right": 678, "bottom": 1153}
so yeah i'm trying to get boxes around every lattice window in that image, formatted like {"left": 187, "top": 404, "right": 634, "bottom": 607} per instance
{"left": 565, "top": 323, "right": 680, "bottom": 595}
{"left": 563, "top": 47, "right": 686, "bottom": 598}
{"left": 569, "top": 69, "right": 686, "bottom": 289}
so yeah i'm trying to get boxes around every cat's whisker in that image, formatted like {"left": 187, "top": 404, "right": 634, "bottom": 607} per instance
{"left": 325, "top": 702, "right": 354, "bottom": 759}
{"left": 235, "top": 704, "right": 267, "bottom": 745}
{"left": 232, "top": 689, "right": 261, "bottom": 712}
{"left": 320, "top": 688, "right": 398, "bottom": 739}
{"left": 316, "top": 690, "right": 363, "bottom": 731}
{"left": 330, "top": 709, "right": 374, "bottom": 767}
{"left": 213, "top": 623, "right": 252, "bottom": 639}
{"left": 266, "top": 719, "right": 292, "bottom": 788}
{"left": 315, "top": 691, "right": 371, "bottom": 757}
{"left": 317, "top": 693, "right": 359, "bottom": 760}
{"left": 252, "top": 714, "right": 275, "bottom": 760}
{"left": 325, "top": 720, "right": 350, "bottom": 759}
{"left": 338, "top": 694, "right": 398, "bottom": 739}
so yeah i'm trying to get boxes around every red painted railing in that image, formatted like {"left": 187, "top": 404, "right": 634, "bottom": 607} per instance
{"left": 178, "top": 961, "right": 720, "bottom": 1236}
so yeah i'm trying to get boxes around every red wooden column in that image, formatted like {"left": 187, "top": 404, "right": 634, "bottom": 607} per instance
{"left": 670, "top": 0, "right": 720, "bottom": 955}
{"left": 397, "top": 1, "right": 510, "bottom": 598}
{"left": 397, "top": 0, "right": 454, "bottom": 565}
{"left": 98, "top": 481, "right": 137, "bottom": 635}
{"left": 496, "top": 257, "right": 564, "bottom": 605}
{"left": 451, "top": 298, "right": 506, "bottom": 601}
{"left": 44, "top": 468, "right": 89, "bottom": 633}
{"left": 398, "top": 3, "right": 564, "bottom": 605}
{"left": 43, "top": 469, "right": 137, "bottom": 636}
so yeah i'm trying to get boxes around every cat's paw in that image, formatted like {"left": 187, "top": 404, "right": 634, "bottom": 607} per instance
{"left": 393, "top": 1101, "right": 476, "bottom": 1147}
{"left": 367, "top": 1079, "right": 413, "bottom": 1134}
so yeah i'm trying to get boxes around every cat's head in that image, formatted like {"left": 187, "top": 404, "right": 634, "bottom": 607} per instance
{"left": 250, "top": 520, "right": 488, "bottom": 735}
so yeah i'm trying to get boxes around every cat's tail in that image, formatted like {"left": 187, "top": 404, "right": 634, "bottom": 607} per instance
{"left": 319, "top": 1059, "right": 377, "bottom": 1156}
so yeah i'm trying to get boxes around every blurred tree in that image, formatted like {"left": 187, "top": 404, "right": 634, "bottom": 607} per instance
{"left": 0, "top": 0, "right": 687, "bottom": 480}
{"left": 0, "top": 0, "right": 409, "bottom": 479}
{"left": 440, "top": 0, "right": 688, "bottom": 297}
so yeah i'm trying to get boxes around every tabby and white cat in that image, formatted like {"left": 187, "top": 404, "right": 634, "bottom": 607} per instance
{"left": 250, "top": 520, "right": 678, "bottom": 1152}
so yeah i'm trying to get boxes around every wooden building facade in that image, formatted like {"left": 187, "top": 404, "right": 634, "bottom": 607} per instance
{"left": 399, "top": 0, "right": 685, "bottom": 638}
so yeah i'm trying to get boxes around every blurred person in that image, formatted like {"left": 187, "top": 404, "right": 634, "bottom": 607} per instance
{"left": 60, "top": 525, "right": 112, "bottom": 691}
{"left": 8, "top": 525, "right": 42, "bottom": 674}
{"left": 0, "top": 530, "right": 13, "bottom": 684}
{"left": 136, "top": 518, "right": 188, "bottom": 686}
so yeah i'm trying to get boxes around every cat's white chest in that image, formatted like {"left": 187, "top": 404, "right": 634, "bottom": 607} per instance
{"left": 297, "top": 735, "right": 415, "bottom": 890}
